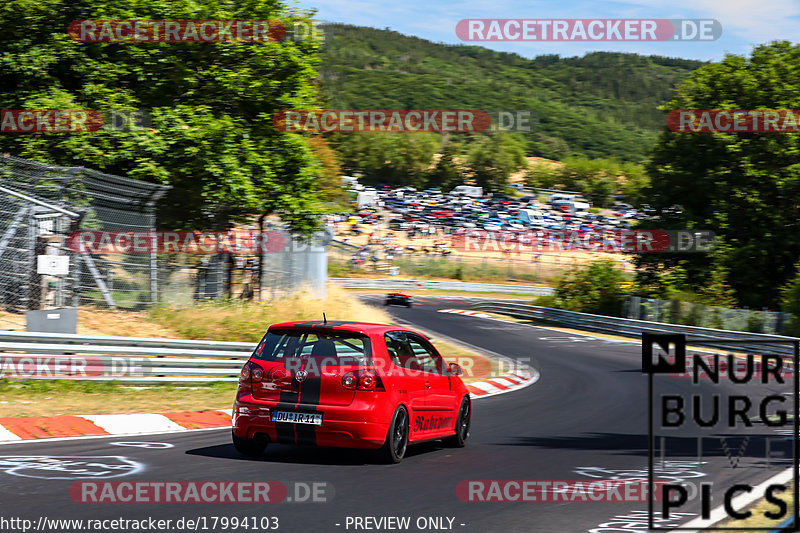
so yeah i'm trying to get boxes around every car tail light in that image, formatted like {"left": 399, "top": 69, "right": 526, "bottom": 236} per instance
{"left": 342, "top": 373, "right": 358, "bottom": 390}
{"left": 358, "top": 371, "right": 377, "bottom": 391}
{"left": 342, "top": 370, "right": 383, "bottom": 391}
{"left": 240, "top": 362, "right": 264, "bottom": 383}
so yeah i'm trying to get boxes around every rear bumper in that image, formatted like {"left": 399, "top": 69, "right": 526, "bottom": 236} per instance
{"left": 232, "top": 396, "right": 390, "bottom": 449}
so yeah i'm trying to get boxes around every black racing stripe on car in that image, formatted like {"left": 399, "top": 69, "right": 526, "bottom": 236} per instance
{"left": 291, "top": 320, "right": 355, "bottom": 328}
{"left": 294, "top": 376, "right": 322, "bottom": 446}
{"left": 294, "top": 415, "right": 317, "bottom": 446}
{"left": 275, "top": 396, "right": 298, "bottom": 444}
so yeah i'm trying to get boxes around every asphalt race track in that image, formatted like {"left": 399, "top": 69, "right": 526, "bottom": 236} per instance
{"left": 0, "top": 295, "right": 794, "bottom": 533}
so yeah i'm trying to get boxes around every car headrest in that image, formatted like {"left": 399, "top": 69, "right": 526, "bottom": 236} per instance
{"left": 311, "top": 338, "right": 336, "bottom": 357}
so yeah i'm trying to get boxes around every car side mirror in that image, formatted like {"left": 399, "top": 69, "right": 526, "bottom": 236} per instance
{"left": 448, "top": 362, "right": 463, "bottom": 376}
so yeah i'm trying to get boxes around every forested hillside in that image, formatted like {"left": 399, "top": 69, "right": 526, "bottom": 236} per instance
{"left": 318, "top": 24, "right": 705, "bottom": 161}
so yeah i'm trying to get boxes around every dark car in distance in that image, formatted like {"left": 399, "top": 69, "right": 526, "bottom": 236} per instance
{"left": 385, "top": 293, "right": 412, "bottom": 307}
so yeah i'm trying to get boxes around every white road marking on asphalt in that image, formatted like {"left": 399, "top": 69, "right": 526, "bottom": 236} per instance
{"left": 0, "top": 455, "right": 143, "bottom": 479}
{"left": 0, "top": 426, "right": 230, "bottom": 447}
{"left": 110, "top": 442, "right": 174, "bottom": 449}
{"left": 84, "top": 414, "right": 187, "bottom": 435}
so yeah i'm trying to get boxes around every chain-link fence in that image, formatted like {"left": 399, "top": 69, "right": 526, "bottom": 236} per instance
{"left": 0, "top": 154, "right": 170, "bottom": 328}
{"left": 158, "top": 227, "right": 329, "bottom": 305}
{"left": 0, "top": 185, "right": 81, "bottom": 330}
{"left": 623, "top": 295, "right": 791, "bottom": 334}
{"left": 0, "top": 155, "right": 331, "bottom": 330}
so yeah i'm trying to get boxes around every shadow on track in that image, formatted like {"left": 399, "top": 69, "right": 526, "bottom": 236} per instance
{"left": 186, "top": 440, "right": 447, "bottom": 466}
{"left": 494, "top": 432, "right": 792, "bottom": 462}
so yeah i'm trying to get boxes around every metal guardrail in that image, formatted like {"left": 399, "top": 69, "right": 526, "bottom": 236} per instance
{"left": 0, "top": 330, "right": 254, "bottom": 350}
{"left": 0, "top": 331, "right": 256, "bottom": 383}
{"left": 471, "top": 302, "right": 800, "bottom": 357}
{"left": 330, "top": 278, "right": 554, "bottom": 295}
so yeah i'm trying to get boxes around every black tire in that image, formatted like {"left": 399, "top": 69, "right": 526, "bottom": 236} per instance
{"left": 444, "top": 397, "right": 471, "bottom": 448}
{"left": 406, "top": 302, "right": 412, "bottom": 308}
{"left": 379, "top": 405, "right": 409, "bottom": 463}
{"left": 232, "top": 430, "right": 267, "bottom": 456}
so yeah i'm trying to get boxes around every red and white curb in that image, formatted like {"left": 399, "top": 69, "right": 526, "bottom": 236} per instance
{"left": 0, "top": 409, "right": 233, "bottom": 443}
{"left": 467, "top": 370, "right": 538, "bottom": 398}
{"left": 438, "top": 309, "right": 491, "bottom": 318}
{"left": 428, "top": 312, "right": 539, "bottom": 399}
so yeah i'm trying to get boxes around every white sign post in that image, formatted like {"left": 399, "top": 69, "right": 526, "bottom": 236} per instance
{"left": 36, "top": 255, "right": 69, "bottom": 276}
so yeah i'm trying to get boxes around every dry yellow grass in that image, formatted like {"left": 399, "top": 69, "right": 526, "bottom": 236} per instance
{"left": 148, "top": 285, "right": 392, "bottom": 342}
{"left": 79, "top": 308, "right": 182, "bottom": 337}
{"left": 0, "top": 307, "right": 182, "bottom": 336}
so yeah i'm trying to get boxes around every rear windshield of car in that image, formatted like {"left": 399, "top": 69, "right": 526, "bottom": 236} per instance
{"left": 251, "top": 330, "right": 371, "bottom": 365}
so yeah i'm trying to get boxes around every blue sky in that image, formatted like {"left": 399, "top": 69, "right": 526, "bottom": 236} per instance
{"left": 290, "top": 0, "right": 800, "bottom": 61}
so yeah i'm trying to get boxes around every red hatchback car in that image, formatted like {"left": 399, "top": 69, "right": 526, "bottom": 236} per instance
{"left": 232, "top": 320, "right": 471, "bottom": 463}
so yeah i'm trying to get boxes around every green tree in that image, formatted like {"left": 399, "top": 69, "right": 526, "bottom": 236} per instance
{"left": 696, "top": 243, "right": 737, "bottom": 307}
{"left": 556, "top": 157, "right": 619, "bottom": 206}
{"left": 631, "top": 263, "right": 690, "bottom": 299}
{"left": 427, "top": 135, "right": 463, "bottom": 191}
{"left": 524, "top": 162, "right": 559, "bottom": 189}
{"left": 0, "top": 0, "right": 324, "bottom": 232}
{"left": 319, "top": 24, "right": 704, "bottom": 162}
{"left": 781, "top": 259, "right": 800, "bottom": 334}
{"left": 618, "top": 161, "right": 650, "bottom": 205}
{"left": 464, "top": 133, "right": 527, "bottom": 192}
{"left": 306, "top": 136, "right": 348, "bottom": 205}
{"left": 331, "top": 132, "right": 438, "bottom": 188}
{"left": 524, "top": 156, "right": 648, "bottom": 206}
{"left": 553, "top": 259, "right": 627, "bottom": 316}
{"left": 642, "top": 41, "right": 800, "bottom": 308}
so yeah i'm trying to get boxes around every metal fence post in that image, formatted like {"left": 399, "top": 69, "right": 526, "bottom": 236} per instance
{"left": 145, "top": 187, "right": 168, "bottom": 305}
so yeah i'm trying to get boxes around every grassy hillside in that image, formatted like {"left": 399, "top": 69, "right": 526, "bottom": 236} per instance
{"left": 318, "top": 24, "right": 705, "bottom": 162}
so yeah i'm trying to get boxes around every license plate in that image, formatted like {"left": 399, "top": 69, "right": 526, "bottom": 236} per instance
{"left": 271, "top": 411, "right": 323, "bottom": 425}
